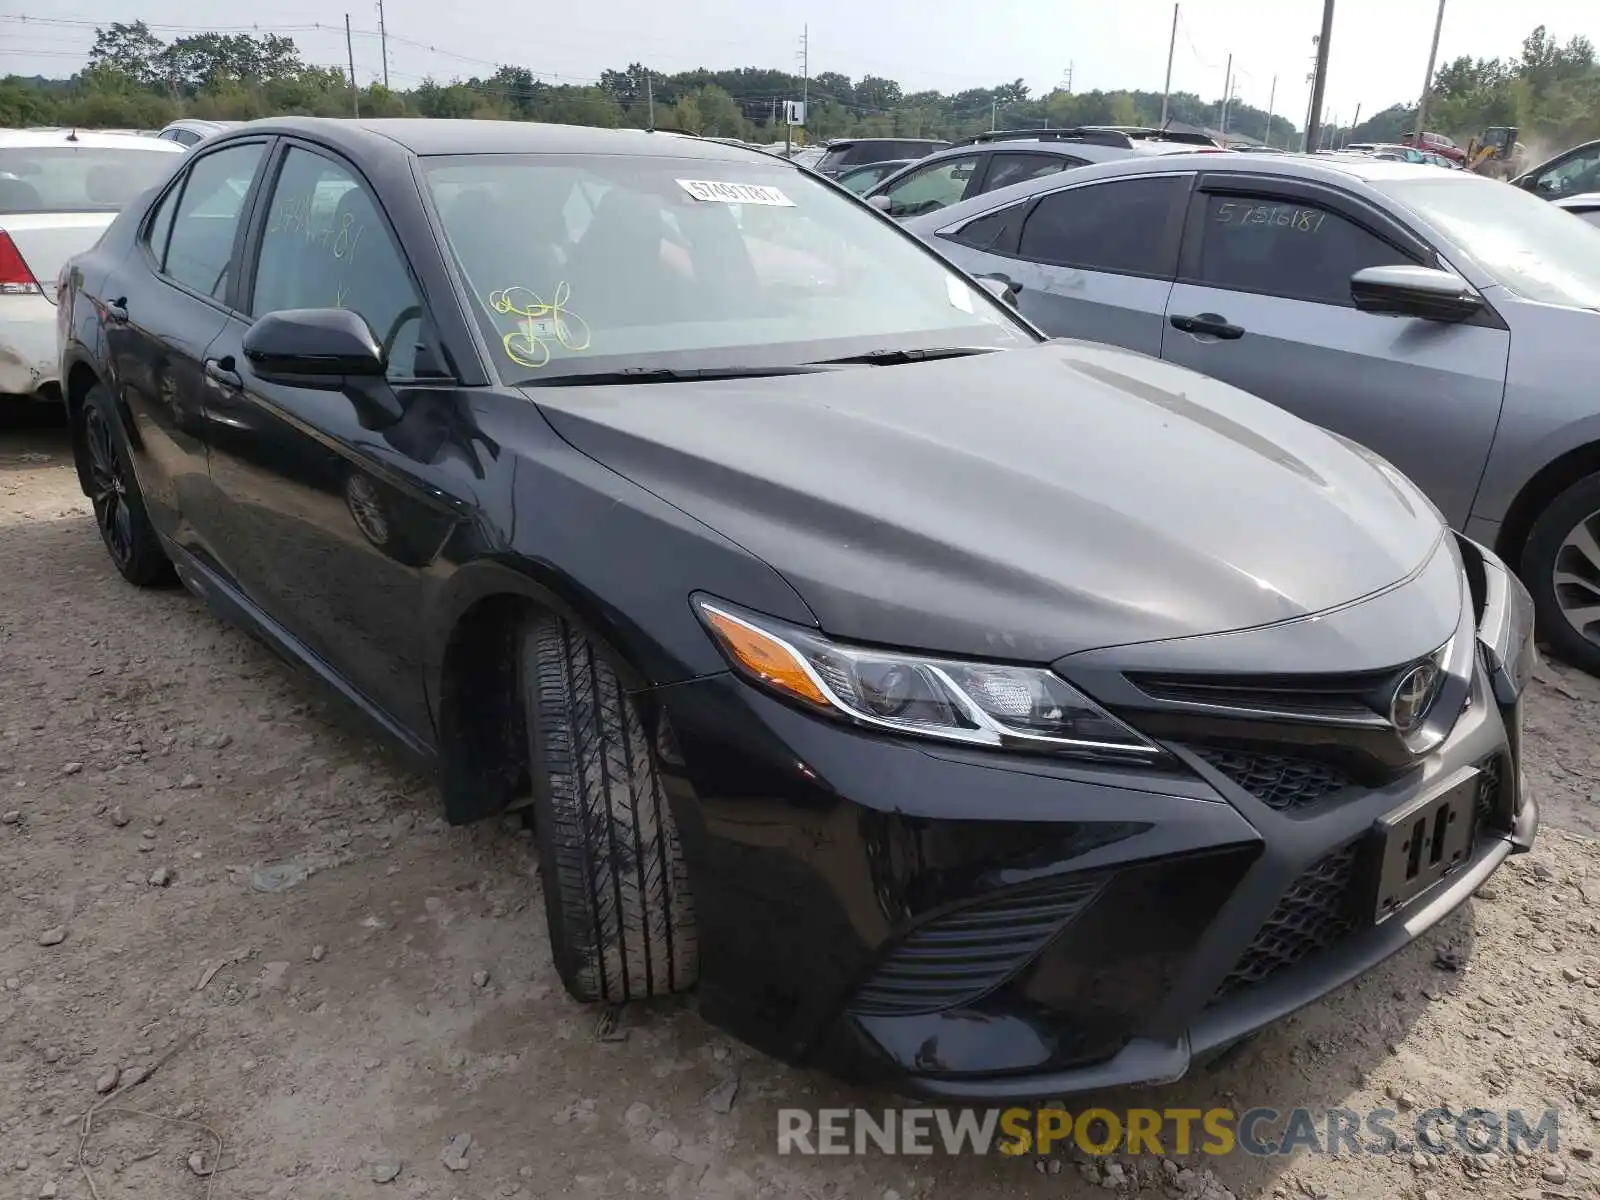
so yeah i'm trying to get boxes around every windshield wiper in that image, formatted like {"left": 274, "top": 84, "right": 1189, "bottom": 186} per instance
{"left": 521, "top": 365, "right": 832, "bottom": 387}
{"left": 806, "top": 346, "right": 1001, "bottom": 366}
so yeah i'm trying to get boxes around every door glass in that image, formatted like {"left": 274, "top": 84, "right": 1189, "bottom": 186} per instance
{"left": 1538, "top": 146, "right": 1600, "bottom": 197}
{"left": 163, "top": 142, "right": 264, "bottom": 300}
{"left": 1193, "top": 194, "right": 1413, "bottom": 306}
{"left": 984, "top": 153, "right": 1072, "bottom": 194}
{"left": 947, "top": 202, "right": 1029, "bottom": 252}
{"left": 883, "top": 156, "right": 981, "bottom": 219}
{"left": 1017, "top": 176, "right": 1185, "bottom": 277}
{"left": 251, "top": 147, "right": 426, "bottom": 378}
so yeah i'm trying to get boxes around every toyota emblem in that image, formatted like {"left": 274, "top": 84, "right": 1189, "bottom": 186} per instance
{"left": 1389, "top": 661, "right": 1440, "bottom": 733}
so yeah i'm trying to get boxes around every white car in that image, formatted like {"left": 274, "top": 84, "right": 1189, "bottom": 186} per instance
{"left": 1554, "top": 192, "right": 1600, "bottom": 229}
{"left": 0, "top": 128, "right": 183, "bottom": 401}
{"left": 155, "top": 119, "right": 241, "bottom": 149}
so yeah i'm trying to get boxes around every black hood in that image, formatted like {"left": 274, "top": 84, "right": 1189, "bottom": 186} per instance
{"left": 527, "top": 340, "right": 1448, "bottom": 663}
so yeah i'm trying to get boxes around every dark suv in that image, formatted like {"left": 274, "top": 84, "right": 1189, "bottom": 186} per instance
{"left": 814, "top": 137, "right": 947, "bottom": 178}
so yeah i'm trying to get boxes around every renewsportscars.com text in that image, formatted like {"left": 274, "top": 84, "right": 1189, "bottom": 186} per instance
{"left": 776, "top": 1106, "right": 1561, "bottom": 1158}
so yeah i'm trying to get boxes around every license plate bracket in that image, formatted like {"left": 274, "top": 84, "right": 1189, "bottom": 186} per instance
{"left": 1369, "top": 770, "right": 1479, "bottom": 923}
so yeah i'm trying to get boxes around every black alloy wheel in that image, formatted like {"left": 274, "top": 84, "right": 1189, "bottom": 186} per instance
{"left": 79, "top": 385, "right": 172, "bottom": 586}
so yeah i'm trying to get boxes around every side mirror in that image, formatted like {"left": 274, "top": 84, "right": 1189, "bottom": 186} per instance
{"left": 242, "top": 308, "right": 386, "bottom": 388}
{"left": 866, "top": 193, "right": 892, "bottom": 212}
{"left": 974, "top": 273, "right": 1022, "bottom": 309}
{"left": 1350, "top": 265, "right": 1483, "bottom": 323}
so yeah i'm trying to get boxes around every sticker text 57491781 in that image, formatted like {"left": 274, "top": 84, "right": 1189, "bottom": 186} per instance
{"left": 677, "top": 179, "right": 796, "bottom": 207}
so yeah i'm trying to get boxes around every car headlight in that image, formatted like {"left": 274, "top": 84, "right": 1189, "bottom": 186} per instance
{"left": 692, "top": 596, "right": 1164, "bottom": 763}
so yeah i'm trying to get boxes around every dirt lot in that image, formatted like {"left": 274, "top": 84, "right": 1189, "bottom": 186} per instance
{"left": 3, "top": 417, "right": 1600, "bottom": 1200}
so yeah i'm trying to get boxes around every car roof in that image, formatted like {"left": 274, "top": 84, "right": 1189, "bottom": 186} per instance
{"left": 1554, "top": 192, "right": 1600, "bottom": 210}
{"left": 212, "top": 116, "right": 789, "bottom": 163}
{"left": 0, "top": 128, "right": 183, "bottom": 152}
{"left": 161, "top": 118, "right": 240, "bottom": 132}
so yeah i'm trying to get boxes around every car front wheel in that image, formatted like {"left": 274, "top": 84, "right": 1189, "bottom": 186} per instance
{"left": 77, "top": 384, "right": 173, "bottom": 587}
{"left": 519, "top": 613, "right": 698, "bottom": 1003}
{"left": 1522, "top": 471, "right": 1600, "bottom": 675}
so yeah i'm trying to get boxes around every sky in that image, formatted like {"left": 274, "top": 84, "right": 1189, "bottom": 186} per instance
{"left": 2, "top": 0, "right": 1597, "bottom": 131}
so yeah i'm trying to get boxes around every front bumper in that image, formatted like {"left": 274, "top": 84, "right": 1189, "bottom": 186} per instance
{"left": 0, "top": 293, "right": 60, "bottom": 397}
{"left": 653, "top": 538, "right": 1536, "bottom": 1100}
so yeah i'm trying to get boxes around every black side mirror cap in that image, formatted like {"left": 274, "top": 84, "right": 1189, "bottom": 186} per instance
{"left": 1350, "top": 265, "right": 1483, "bottom": 323}
{"left": 243, "top": 308, "right": 387, "bottom": 387}
{"left": 975, "top": 273, "right": 1022, "bottom": 309}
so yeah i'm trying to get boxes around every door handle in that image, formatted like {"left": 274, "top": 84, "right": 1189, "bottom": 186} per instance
{"left": 103, "top": 296, "right": 128, "bottom": 324}
{"left": 204, "top": 357, "right": 242, "bottom": 389}
{"left": 1170, "top": 312, "right": 1245, "bottom": 340}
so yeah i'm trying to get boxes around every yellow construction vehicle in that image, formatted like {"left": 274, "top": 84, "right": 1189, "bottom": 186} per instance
{"left": 1466, "top": 127, "right": 1521, "bottom": 179}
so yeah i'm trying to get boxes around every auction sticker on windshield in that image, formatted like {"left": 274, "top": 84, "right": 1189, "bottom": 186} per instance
{"left": 677, "top": 179, "right": 796, "bottom": 206}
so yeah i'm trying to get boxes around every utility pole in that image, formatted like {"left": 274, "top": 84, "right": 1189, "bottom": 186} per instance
{"left": 1218, "top": 53, "right": 1232, "bottom": 136}
{"left": 800, "top": 25, "right": 808, "bottom": 132}
{"left": 344, "top": 14, "right": 359, "bottom": 116}
{"left": 646, "top": 71, "right": 654, "bottom": 128}
{"left": 1347, "top": 101, "right": 1361, "bottom": 146}
{"left": 1264, "top": 74, "right": 1276, "bottom": 147}
{"left": 1160, "top": 3, "right": 1178, "bottom": 126}
{"left": 1415, "top": 0, "right": 1446, "bottom": 144}
{"left": 1304, "top": 0, "right": 1335, "bottom": 153}
{"left": 990, "top": 97, "right": 997, "bottom": 131}
{"left": 1066, "top": 62, "right": 1073, "bottom": 92}
{"left": 375, "top": 0, "right": 389, "bottom": 88}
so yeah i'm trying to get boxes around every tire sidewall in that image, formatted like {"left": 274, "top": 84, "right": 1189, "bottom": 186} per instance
{"left": 1521, "top": 471, "right": 1600, "bottom": 674}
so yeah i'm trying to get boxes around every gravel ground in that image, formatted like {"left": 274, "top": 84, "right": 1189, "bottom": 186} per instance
{"left": 3, "top": 418, "right": 1600, "bottom": 1200}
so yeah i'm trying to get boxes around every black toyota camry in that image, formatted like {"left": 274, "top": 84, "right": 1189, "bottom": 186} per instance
{"left": 57, "top": 118, "right": 1537, "bottom": 1099}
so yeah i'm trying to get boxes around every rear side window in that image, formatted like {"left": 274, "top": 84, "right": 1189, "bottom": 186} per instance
{"left": 0, "top": 147, "right": 179, "bottom": 214}
{"left": 1017, "top": 176, "right": 1186, "bottom": 277}
{"left": 947, "top": 202, "right": 1029, "bottom": 252}
{"left": 162, "top": 142, "right": 265, "bottom": 300}
{"left": 1192, "top": 193, "right": 1412, "bottom": 306}
{"left": 984, "top": 152, "right": 1075, "bottom": 194}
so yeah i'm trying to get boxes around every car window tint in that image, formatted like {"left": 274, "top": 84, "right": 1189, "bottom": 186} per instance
{"left": 1017, "top": 176, "right": 1184, "bottom": 276}
{"left": 1194, "top": 193, "right": 1412, "bottom": 305}
{"left": 145, "top": 181, "right": 180, "bottom": 266}
{"left": 162, "top": 142, "right": 263, "bottom": 300}
{"left": 251, "top": 146, "right": 425, "bottom": 379}
{"left": 948, "top": 202, "right": 1029, "bottom": 252}
{"left": 1539, "top": 145, "right": 1600, "bottom": 197}
{"left": 984, "top": 153, "right": 1072, "bottom": 194}
{"left": 884, "top": 156, "right": 980, "bottom": 219}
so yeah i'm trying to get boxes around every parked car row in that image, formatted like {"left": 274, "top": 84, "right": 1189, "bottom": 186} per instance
{"left": 49, "top": 117, "right": 1540, "bottom": 1103}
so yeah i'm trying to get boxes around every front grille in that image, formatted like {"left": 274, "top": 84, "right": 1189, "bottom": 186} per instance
{"left": 1476, "top": 754, "right": 1506, "bottom": 830}
{"left": 1128, "top": 669, "right": 1392, "bottom": 720}
{"left": 1211, "top": 844, "right": 1359, "bottom": 1003}
{"left": 1193, "top": 747, "right": 1353, "bottom": 811}
{"left": 850, "top": 875, "right": 1105, "bottom": 1017}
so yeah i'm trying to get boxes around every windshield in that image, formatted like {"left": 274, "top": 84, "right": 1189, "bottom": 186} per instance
{"left": 1379, "top": 174, "right": 1600, "bottom": 310}
{"left": 422, "top": 153, "right": 1028, "bottom": 383}
{"left": 0, "top": 147, "right": 179, "bottom": 214}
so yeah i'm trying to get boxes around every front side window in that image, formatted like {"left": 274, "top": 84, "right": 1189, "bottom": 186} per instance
{"left": 1017, "top": 176, "right": 1186, "bottom": 277}
{"left": 882, "top": 155, "right": 980, "bottom": 219}
{"left": 983, "top": 152, "right": 1074, "bottom": 194}
{"left": 0, "top": 147, "right": 180, "bottom": 215}
{"left": 1192, "top": 193, "right": 1412, "bottom": 306}
{"left": 162, "top": 142, "right": 264, "bottom": 299}
{"left": 251, "top": 147, "right": 425, "bottom": 378}
{"left": 1380, "top": 174, "right": 1600, "bottom": 309}
{"left": 422, "top": 153, "right": 1028, "bottom": 383}
{"left": 1535, "top": 145, "right": 1600, "bottom": 197}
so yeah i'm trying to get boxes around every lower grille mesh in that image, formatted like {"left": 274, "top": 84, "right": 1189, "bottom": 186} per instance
{"left": 1476, "top": 754, "right": 1506, "bottom": 830}
{"left": 1194, "top": 748, "right": 1352, "bottom": 811}
{"left": 1212, "top": 845, "right": 1358, "bottom": 1003}
{"left": 850, "top": 875, "right": 1104, "bottom": 1017}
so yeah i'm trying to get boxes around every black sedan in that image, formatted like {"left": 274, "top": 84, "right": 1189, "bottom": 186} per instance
{"left": 57, "top": 118, "right": 1537, "bottom": 1099}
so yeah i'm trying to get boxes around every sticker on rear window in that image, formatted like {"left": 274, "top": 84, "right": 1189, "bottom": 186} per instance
{"left": 676, "top": 179, "right": 795, "bottom": 206}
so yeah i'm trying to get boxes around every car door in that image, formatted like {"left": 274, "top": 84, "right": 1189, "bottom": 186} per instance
{"left": 200, "top": 139, "right": 467, "bottom": 740}
{"left": 1160, "top": 175, "right": 1510, "bottom": 526}
{"left": 875, "top": 152, "right": 987, "bottom": 219}
{"left": 933, "top": 174, "right": 1191, "bottom": 356}
{"left": 100, "top": 138, "right": 270, "bottom": 563}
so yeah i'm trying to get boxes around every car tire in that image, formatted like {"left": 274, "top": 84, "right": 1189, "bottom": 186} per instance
{"left": 520, "top": 613, "right": 698, "bottom": 1003}
{"left": 77, "top": 384, "right": 174, "bottom": 587}
{"left": 1521, "top": 471, "right": 1600, "bottom": 675}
